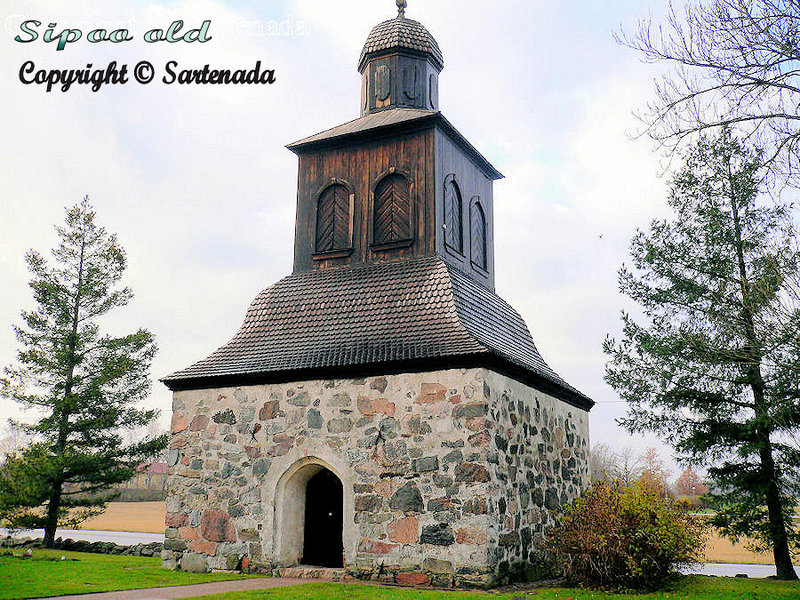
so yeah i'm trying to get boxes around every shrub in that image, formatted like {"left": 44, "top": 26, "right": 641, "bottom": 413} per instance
{"left": 545, "top": 478, "right": 706, "bottom": 590}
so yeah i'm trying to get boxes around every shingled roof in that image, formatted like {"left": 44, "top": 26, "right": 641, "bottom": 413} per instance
{"left": 358, "top": 15, "right": 444, "bottom": 72}
{"left": 288, "top": 108, "right": 436, "bottom": 148}
{"left": 287, "top": 108, "right": 503, "bottom": 181}
{"left": 162, "top": 257, "right": 592, "bottom": 410}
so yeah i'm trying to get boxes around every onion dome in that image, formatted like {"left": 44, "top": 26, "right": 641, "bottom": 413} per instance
{"left": 358, "top": 2, "right": 444, "bottom": 73}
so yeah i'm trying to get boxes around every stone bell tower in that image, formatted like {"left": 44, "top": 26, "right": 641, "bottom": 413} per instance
{"left": 162, "top": 1, "right": 592, "bottom": 587}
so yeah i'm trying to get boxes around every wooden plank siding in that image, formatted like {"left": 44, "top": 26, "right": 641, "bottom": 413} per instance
{"left": 292, "top": 121, "right": 495, "bottom": 291}
{"left": 293, "top": 127, "right": 436, "bottom": 272}
{"left": 433, "top": 128, "right": 495, "bottom": 289}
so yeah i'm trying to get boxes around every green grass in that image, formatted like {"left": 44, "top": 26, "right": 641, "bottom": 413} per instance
{"left": 2, "top": 551, "right": 799, "bottom": 600}
{"left": 0, "top": 548, "right": 257, "bottom": 600}
{"left": 186, "top": 577, "right": 800, "bottom": 600}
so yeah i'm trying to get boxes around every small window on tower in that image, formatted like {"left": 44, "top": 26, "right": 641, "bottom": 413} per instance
{"left": 444, "top": 176, "right": 463, "bottom": 254}
{"left": 373, "top": 174, "right": 412, "bottom": 246}
{"left": 470, "top": 198, "right": 487, "bottom": 271}
{"left": 315, "top": 184, "right": 352, "bottom": 254}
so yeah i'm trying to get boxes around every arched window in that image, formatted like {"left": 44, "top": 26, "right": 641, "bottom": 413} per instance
{"left": 444, "top": 177, "right": 463, "bottom": 253}
{"left": 315, "top": 184, "right": 352, "bottom": 254}
{"left": 373, "top": 174, "right": 411, "bottom": 245}
{"left": 470, "top": 199, "right": 487, "bottom": 270}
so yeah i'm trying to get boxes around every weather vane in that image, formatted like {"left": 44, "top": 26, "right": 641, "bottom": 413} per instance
{"left": 397, "top": 0, "right": 407, "bottom": 17}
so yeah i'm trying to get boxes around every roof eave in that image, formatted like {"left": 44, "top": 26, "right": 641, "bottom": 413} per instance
{"left": 160, "top": 352, "right": 593, "bottom": 411}
{"left": 434, "top": 114, "right": 504, "bottom": 180}
{"left": 358, "top": 48, "right": 444, "bottom": 73}
{"left": 286, "top": 112, "right": 503, "bottom": 181}
{"left": 286, "top": 111, "right": 440, "bottom": 153}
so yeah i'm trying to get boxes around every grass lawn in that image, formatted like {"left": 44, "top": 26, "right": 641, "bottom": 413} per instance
{"left": 186, "top": 578, "right": 800, "bottom": 600}
{"left": 0, "top": 548, "right": 257, "bottom": 600}
{"left": 3, "top": 549, "right": 798, "bottom": 600}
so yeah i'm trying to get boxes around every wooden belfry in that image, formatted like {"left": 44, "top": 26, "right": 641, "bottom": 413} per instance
{"left": 163, "top": 1, "right": 592, "bottom": 585}
{"left": 288, "top": 1, "right": 501, "bottom": 289}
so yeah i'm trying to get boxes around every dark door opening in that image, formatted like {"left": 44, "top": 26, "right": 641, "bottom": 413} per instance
{"left": 301, "top": 468, "right": 344, "bottom": 567}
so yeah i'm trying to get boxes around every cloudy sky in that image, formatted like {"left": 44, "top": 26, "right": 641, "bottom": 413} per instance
{"left": 0, "top": 0, "right": 678, "bottom": 470}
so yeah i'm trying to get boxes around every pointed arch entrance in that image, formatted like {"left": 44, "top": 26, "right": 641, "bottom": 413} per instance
{"left": 273, "top": 458, "right": 345, "bottom": 568}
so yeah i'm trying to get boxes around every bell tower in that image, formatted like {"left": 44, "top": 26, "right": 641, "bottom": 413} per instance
{"left": 288, "top": 1, "right": 503, "bottom": 289}
{"left": 163, "top": 1, "right": 592, "bottom": 584}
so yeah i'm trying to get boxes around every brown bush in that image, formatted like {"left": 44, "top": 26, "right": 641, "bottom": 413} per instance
{"left": 545, "top": 478, "right": 706, "bottom": 590}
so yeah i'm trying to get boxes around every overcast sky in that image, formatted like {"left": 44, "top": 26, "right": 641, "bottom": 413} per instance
{"left": 1, "top": 0, "right": 680, "bottom": 471}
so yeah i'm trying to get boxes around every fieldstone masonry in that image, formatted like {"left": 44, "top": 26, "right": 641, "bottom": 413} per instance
{"left": 163, "top": 367, "right": 589, "bottom": 586}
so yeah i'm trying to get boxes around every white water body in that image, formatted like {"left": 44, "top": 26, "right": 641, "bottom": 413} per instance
{"left": 0, "top": 528, "right": 163, "bottom": 545}
{"left": 684, "top": 562, "right": 800, "bottom": 578}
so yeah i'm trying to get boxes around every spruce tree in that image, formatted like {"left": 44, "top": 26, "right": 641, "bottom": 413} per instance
{"left": 604, "top": 130, "right": 800, "bottom": 579}
{"left": 0, "top": 197, "right": 167, "bottom": 546}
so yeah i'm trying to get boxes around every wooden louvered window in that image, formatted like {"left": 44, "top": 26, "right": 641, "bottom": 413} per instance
{"left": 373, "top": 174, "right": 412, "bottom": 246}
{"left": 444, "top": 177, "right": 463, "bottom": 254}
{"left": 315, "top": 184, "right": 352, "bottom": 254}
{"left": 470, "top": 199, "right": 487, "bottom": 270}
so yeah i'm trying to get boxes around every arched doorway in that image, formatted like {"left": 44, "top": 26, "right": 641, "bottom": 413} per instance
{"left": 273, "top": 459, "right": 346, "bottom": 568}
{"left": 301, "top": 468, "right": 343, "bottom": 567}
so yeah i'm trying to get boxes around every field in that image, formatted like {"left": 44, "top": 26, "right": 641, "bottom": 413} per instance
{"left": 704, "top": 530, "right": 774, "bottom": 565}
{"left": 82, "top": 502, "right": 783, "bottom": 565}
{"left": 0, "top": 548, "right": 255, "bottom": 600}
{"left": 81, "top": 501, "right": 165, "bottom": 533}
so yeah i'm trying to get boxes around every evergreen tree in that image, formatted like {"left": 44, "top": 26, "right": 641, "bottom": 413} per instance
{"left": 0, "top": 197, "right": 167, "bottom": 546}
{"left": 604, "top": 130, "right": 800, "bottom": 579}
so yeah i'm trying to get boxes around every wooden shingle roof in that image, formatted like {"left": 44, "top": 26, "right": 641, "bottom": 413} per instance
{"left": 288, "top": 108, "right": 436, "bottom": 148}
{"left": 358, "top": 15, "right": 444, "bottom": 72}
{"left": 162, "top": 257, "right": 592, "bottom": 410}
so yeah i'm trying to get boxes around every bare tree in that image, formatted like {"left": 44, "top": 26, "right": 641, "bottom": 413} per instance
{"left": 675, "top": 467, "right": 710, "bottom": 504}
{"left": 618, "top": 446, "right": 646, "bottom": 485}
{"left": 641, "top": 447, "right": 672, "bottom": 482}
{"left": 589, "top": 442, "right": 621, "bottom": 481}
{"left": 589, "top": 444, "right": 647, "bottom": 484}
{"left": 618, "top": 0, "right": 800, "bottom": 181}
{"left": 640, "top": 447, "right": 674, "bottom": 496}
{"left": 0, "top": 423, "right": 30, "bottom": 463}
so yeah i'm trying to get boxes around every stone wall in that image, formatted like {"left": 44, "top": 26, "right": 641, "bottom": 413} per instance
{"left": 482, "top": 370, "right": 589, "bottom": 582}
{"left": 163, "top": 367, "right": 589, "bottom": 586}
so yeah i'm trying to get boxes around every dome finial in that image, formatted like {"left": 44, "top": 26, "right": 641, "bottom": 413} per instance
{"left": 396, "top": 0, "right": 407, "bottom": 17}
